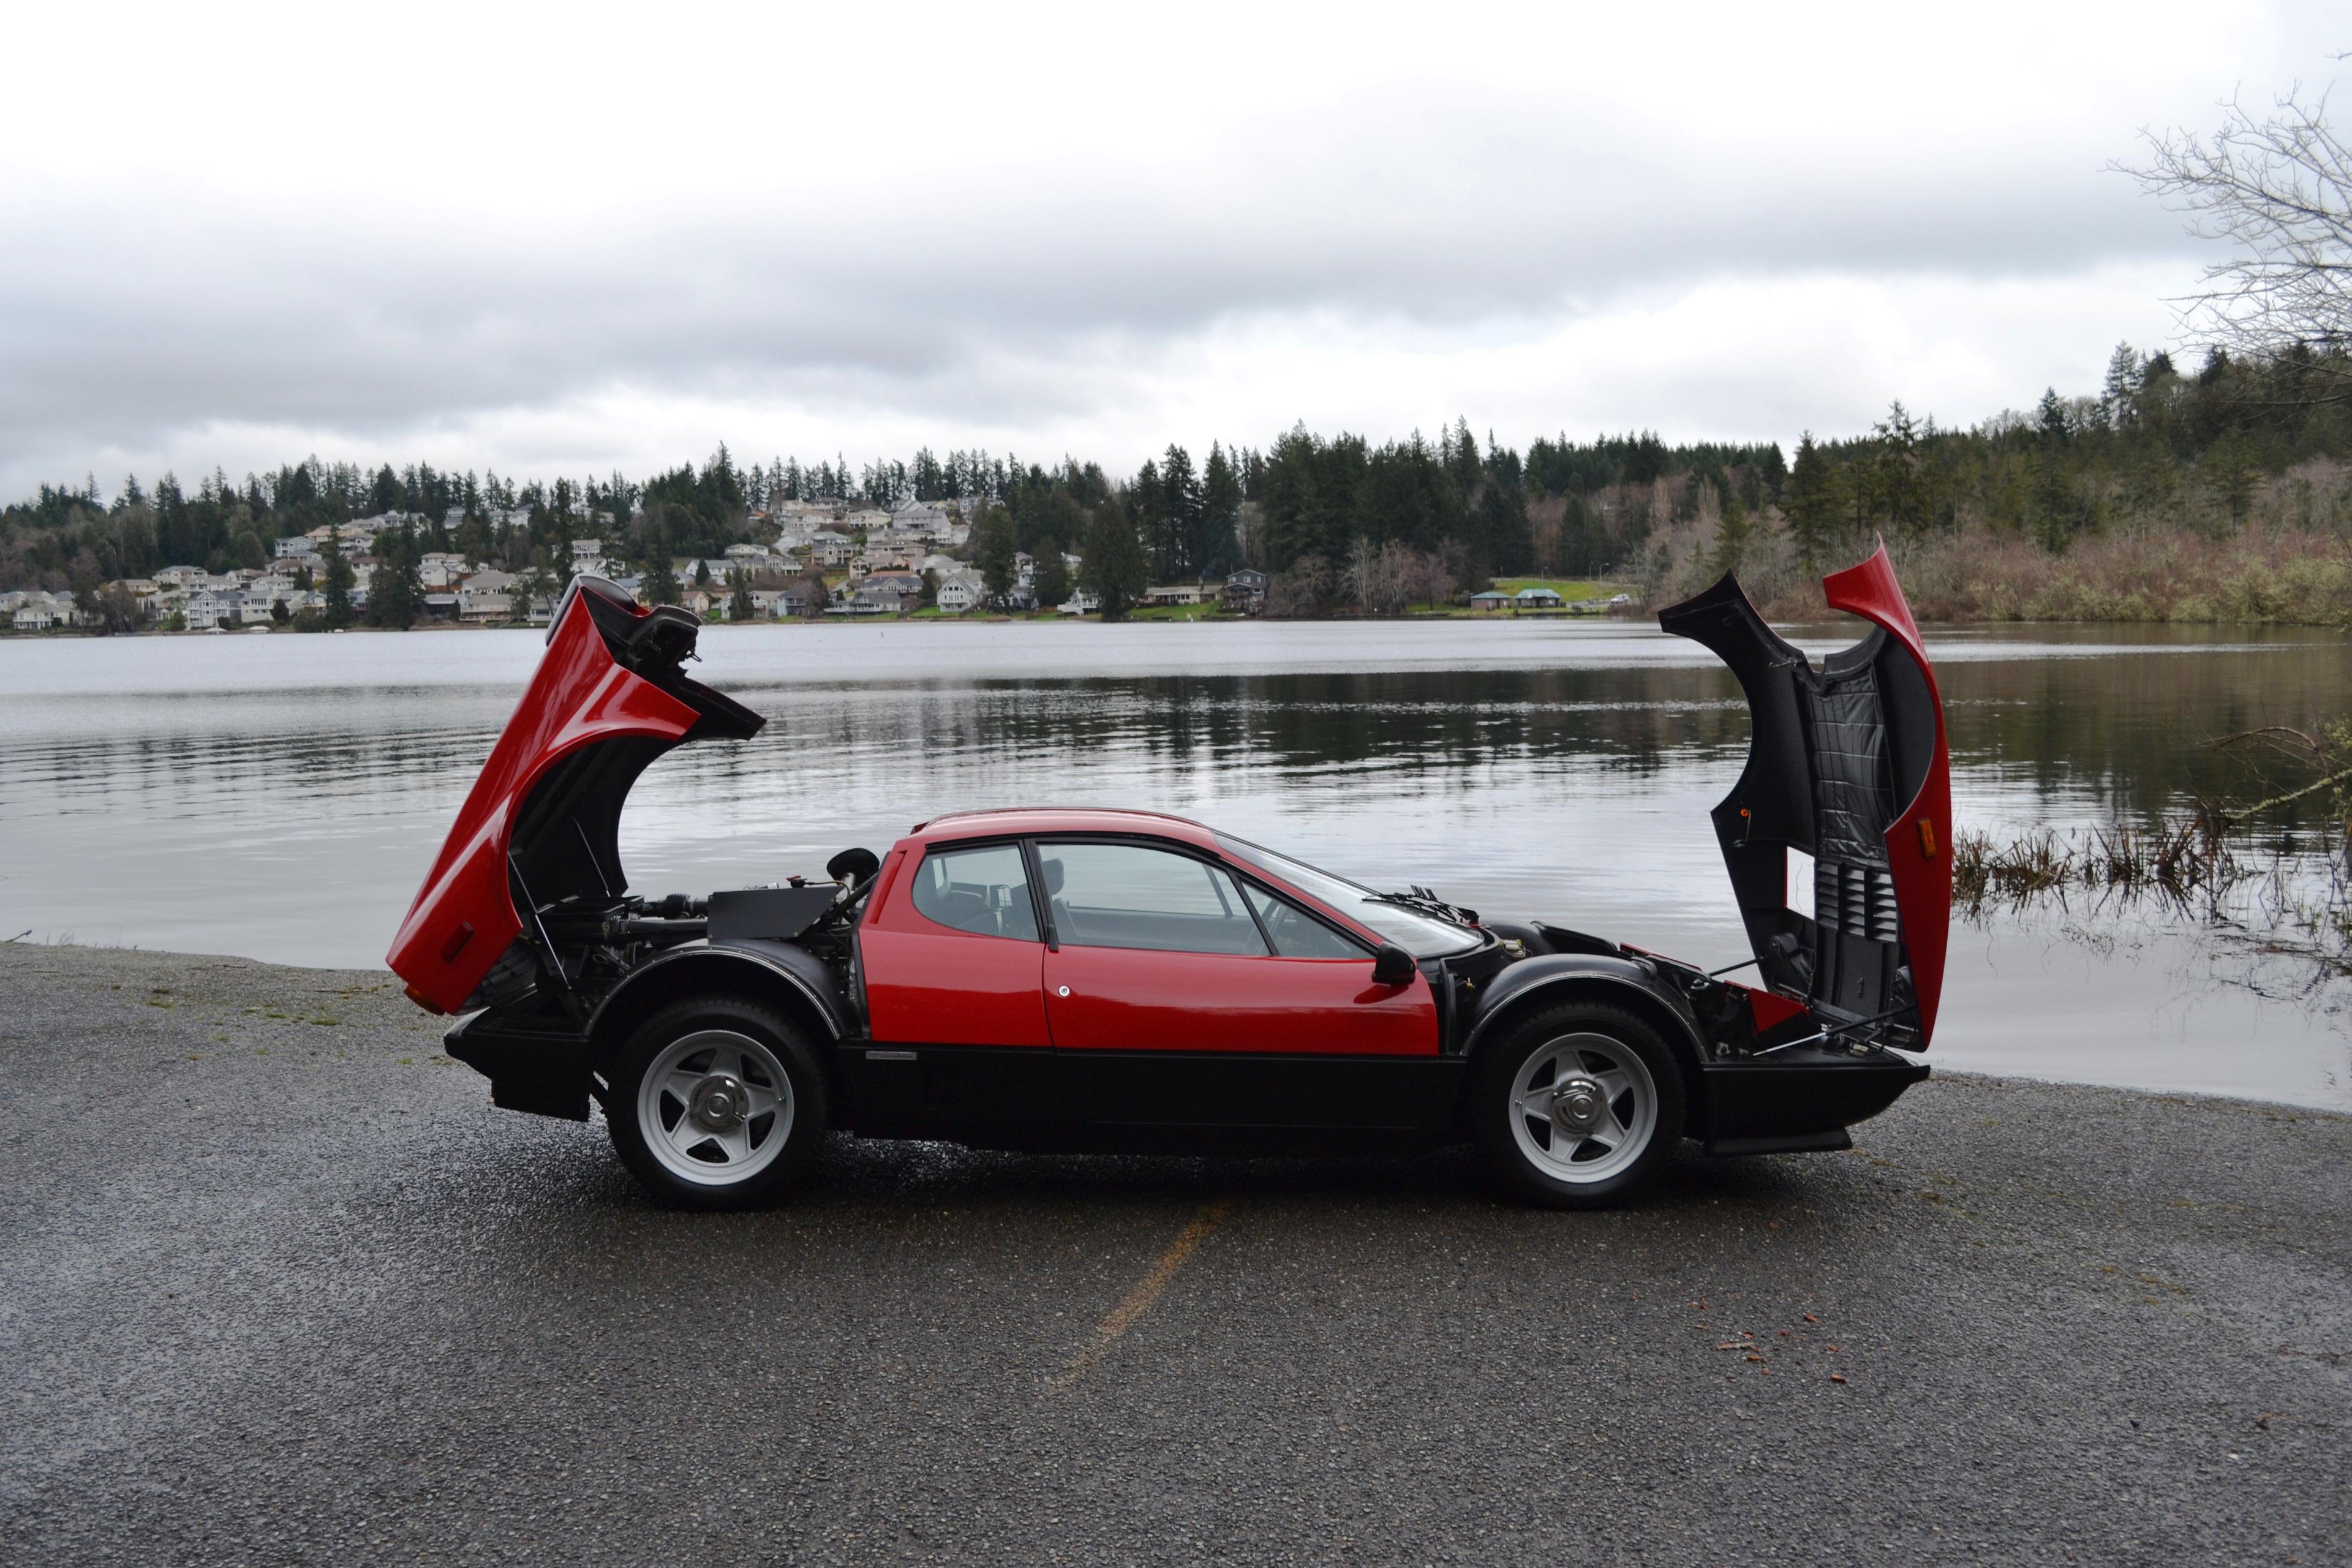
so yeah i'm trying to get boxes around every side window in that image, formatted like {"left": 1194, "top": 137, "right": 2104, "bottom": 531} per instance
{"left": 910, "top": 843, "right": 1039, "bottom": 941}
{"left": 1242, "top": 883, "right": 1365, "bottom": 959}
{"left": 1037, "top": 843, "right": 1268, "bottom": 956}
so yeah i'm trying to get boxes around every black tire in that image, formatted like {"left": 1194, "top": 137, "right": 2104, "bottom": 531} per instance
{"left": 1471, "top": 1002, "right": 1686, "bottom": 1209}
{"left": 605, "top": 995, "right": 830, "bottom": 1210}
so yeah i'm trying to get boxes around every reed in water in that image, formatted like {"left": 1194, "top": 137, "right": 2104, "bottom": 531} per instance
{"left": 1950, "top": 721, "right": 2352, "bottom": 965}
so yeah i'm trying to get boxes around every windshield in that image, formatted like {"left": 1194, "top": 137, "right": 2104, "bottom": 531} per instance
{"left": 1213, "top": 834, "right": 1483, "bottom": 958}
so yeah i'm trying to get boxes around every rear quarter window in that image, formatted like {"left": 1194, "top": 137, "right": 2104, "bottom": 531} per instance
{"left": 910, "top": 843, "right": 1039, "bottom": 941}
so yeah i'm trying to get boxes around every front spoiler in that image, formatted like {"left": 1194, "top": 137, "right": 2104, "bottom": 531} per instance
{"left": 1695, "top": 1044, "right": 1928, "bottom": 1155}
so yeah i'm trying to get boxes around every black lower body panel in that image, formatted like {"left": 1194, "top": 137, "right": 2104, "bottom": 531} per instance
{"left": 837, "top": 1044, "right": 1466, "bottom": 1156}
{"left": 445, "top": 1011, "right": 593, "bottom": 1121}
{"left": 1696, "top": 1044, "right": 1926, "bottom": 1153}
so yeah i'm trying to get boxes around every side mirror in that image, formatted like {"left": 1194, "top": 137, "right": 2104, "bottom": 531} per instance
{"left": 1370, "top": 944, "right": 1417, "bottom": 987}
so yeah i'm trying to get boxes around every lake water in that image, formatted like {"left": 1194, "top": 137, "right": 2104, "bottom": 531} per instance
{"left": 4, "top": 619, "right": 2347, "bottom": 1110}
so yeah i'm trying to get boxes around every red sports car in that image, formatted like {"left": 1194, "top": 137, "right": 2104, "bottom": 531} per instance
{"left": 389, "top": 549, "right": 1950, "bottom": 1209}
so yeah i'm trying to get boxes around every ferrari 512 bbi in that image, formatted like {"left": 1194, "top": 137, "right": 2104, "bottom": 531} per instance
{"left": 388, "top": 549, "right": 1950, "bottom": 1209}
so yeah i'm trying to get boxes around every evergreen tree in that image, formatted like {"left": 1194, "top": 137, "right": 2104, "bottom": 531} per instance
{"left": 1129, "top": 459, "right": 1168, "bottom": 582}
{"left": 1080, "top": 496, "right": 1148, "bottom": 620}
{"left": 1782, "top": 434, "right": 1840, "bottom": 570}
{"left": 643, "top": 517, "right": 680, "bottom": 606}
{"left": 1479, "top": 477, "right": 1533, "bottom": 575}
{"left": 369, "top": 464, "right": 403, "bottom": 518}
{"left": 2032, "top": 389, "right": 2076, "bottom": 549}
{"left": 729, "top": 568, "right": 755, "bottom": 622}
{"left": 1160, "top": 444, "right": 1202, "bottom": 578}
{"left": 975, "top": 505, "right": 1019, "bottom": 607}
{"left": 1709, "top": 492, "right": 1755, "bottom": 578}
{"left": 1873, "top": 401, "right": 1924, "bottom": 535}
{"left": 368, "top": 519, "right": 424, "bottom": 628}
{"left": 1200, "top": 443, "right": 1242, "bottom": 573}
{"left": 322, "top": 523, "right": 353, "bottom": 629}
{"left": 1034, "top": 549, "right": 1071, "bottom": 609}
{"left": 453, "top": 511, "right": 492, "bottom": 567}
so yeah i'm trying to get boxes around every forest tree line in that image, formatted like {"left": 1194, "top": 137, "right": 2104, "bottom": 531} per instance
{"left": 6, "top": 342, "right": 2350, "bottom": 623}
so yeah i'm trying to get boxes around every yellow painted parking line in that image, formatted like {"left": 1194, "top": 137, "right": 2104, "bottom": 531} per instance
{"left": 1049, "top": 1198, "right": 1235, "bottom": 1391}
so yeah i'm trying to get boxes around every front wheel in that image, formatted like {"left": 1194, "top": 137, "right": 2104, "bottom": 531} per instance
{"left": 1472, "top": 1003, "right": 1685, "bottom": 1208}
{"left": 606, "top": 996, "right": 829, "bottom": 1209}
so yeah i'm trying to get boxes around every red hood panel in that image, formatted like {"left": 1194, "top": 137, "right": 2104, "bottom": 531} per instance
{"left": 1657, "top": 543, "right": 1951, "bottom": 1048}
{"left": 1821, "top": 547, "right": 1951, "bottom": 1044}
{"left": 386, "top": 594, "right": 699, "bottom": 1012}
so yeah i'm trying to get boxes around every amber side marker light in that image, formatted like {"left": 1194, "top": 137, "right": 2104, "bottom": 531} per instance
{"left": 403, "top": 983, "right": 449, "bottom": 1015}
{"left": 1917, "top": 819, "right": 1939, "bottom": 858}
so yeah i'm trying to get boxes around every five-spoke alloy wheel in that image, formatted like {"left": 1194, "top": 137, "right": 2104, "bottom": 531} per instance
{"left": 1473, "top": 1002, "right": 1684, "bottom": 1207}
{"left": 607, "top": 996, "right": 827, "bottom": 1208}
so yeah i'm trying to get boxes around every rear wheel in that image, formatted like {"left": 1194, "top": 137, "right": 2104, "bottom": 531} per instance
{"left": 1472, "top": 1003, "right": 1684, "bottom": 1208}
{"left": 606, "top": 996, "right": 829, "bottom": 1209}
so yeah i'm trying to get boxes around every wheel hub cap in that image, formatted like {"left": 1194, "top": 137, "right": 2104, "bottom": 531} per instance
{"left": 1551, "top": 1076, "right": 1606, "bottom": 1133}
{"left": 688, "top": 1074, "right": 748, "bottom": 1132}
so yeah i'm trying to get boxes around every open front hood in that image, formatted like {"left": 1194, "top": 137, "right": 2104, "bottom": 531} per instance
{"left": 1659, "top": 545, "right": 1951, "bottom": 1047}
{"left": 386, "top": 578, "right": 763, "bottom": 1012}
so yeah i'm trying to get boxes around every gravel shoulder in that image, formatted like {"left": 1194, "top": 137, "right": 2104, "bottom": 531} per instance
{"left": 3, "top": 943, "right": 2348, "bottom": 1566}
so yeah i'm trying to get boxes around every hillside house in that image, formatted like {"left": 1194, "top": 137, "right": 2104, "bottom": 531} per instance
{"left": 935, "top": 572, "right": 985, "bottom": 614}
{"left": 1219, "top": 569, "right": 1267, "bottom": 616}
{"left": 184, "top": 591, "right": 236, "bottom": 630}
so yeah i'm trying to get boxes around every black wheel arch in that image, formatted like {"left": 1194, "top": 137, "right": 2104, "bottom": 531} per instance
{"left": 586, "top": 943, "right": 847, "bottom": 1093}
{"left": 1458, "top": 957, "right": 1712, "bottom": 1136}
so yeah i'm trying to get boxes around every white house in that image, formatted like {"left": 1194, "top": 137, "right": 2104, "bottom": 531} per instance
{"left": 458, "top": 570, "right": 520, "bottom": 622}
{"left": 419, "top": 551, "right": 469, "bottom": 589}
{"left": 458, "top": 589, "right": 513, "bottom": 622}
{"left": 1057, "top": 589, "right": 1102, "bottom": 616}
{"left": 184, "top": 591, "right": 236, "bottom": 630}
{"left": 273, "top": 535, "right": 319, "bottom": 560}
{"left": 892, "top": 500, "right": 952, "bottom": 535}
{"left": 935, "top": 572, "right": 985, "bottom": 614}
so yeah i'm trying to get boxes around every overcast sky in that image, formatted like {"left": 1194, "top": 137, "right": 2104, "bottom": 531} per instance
{"left": 2, "top": 2, "right": 2343, "bottom": 499}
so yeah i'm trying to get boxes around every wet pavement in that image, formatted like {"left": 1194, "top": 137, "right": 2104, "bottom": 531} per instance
{"left": 4, "top": 944, "right": 2348, "bottom": 1566}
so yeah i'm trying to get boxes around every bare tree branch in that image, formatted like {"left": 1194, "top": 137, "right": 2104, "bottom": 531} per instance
{"left": 2118, "top": 78, "right": 2352, "bottom": 401}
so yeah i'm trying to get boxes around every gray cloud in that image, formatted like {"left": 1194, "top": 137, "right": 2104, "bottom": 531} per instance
{"left": 0, "top": 157, "right": 2185, "bottom": 461}
{"left": 0, "top": 6, "right": 2313, "bottom": 496}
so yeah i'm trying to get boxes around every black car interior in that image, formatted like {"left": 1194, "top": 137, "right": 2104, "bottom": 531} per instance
{"left": 907, "top": 837, "right": 1373, "bottom": 960}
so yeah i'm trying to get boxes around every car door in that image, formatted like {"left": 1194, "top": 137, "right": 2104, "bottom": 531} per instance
{"left": 854, "top": 838, "right": 1054, "bottom": 1136}
{"left": 1035, "top": 839, "right": 1442, "bottom": 1136}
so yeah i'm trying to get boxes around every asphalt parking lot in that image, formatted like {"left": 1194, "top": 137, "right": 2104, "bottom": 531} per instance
{"left": 4, "top": 944, "right": 2348, "bottom": 1566}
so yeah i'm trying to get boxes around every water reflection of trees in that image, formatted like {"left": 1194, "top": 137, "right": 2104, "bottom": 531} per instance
{"left": 1940, "top": 640, "right": 2351, "bottom": 826}
{"left": 767, "top": 669, "right": 1751, "bottom": 782}
{"left": 17, "top": 638, "right": 2346, "bottom": 838}
{"left": 742, "top": 639, "right": 2352, "bottom": 826}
